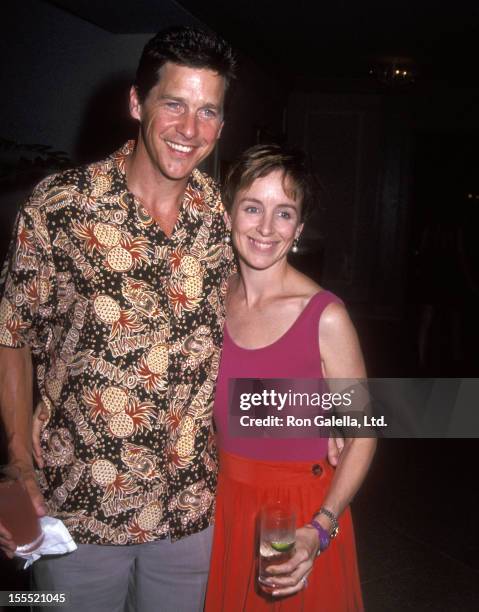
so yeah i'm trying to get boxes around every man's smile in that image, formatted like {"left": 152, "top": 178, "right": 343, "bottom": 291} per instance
{"left": 165, "top": 140, "right": 195, "bottom": 154}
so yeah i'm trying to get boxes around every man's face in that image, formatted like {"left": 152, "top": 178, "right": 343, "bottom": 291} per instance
{"left": 130, "top": 62, "right": 225, "bottom": 181}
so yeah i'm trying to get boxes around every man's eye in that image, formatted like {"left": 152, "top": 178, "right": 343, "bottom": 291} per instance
{"left": 278, "top": 211, "right": 291, "bottom": 219}
{"left": 165, "top": 102, "right": 182, "bottom": 112}
{"left": 199, "top": 108, "right": 218, "bottom": 120}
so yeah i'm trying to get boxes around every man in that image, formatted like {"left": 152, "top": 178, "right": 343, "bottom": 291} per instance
{"left": 0, "top": 25, "right": 345, "bottom": 611}
{"left": 0, "top": 26, "right": 235, "bottom": 612}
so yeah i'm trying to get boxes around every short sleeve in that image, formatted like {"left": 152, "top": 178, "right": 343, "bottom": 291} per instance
{"left": 0, "top": 188, "right": 50, "bottom": 348}
{"left": 217, "top": 206, "right": 236, "bottom": 293}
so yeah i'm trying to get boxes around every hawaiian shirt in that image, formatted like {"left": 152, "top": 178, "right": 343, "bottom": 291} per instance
{"left": 0, "top": 141, "right": 234, "bottom": 544}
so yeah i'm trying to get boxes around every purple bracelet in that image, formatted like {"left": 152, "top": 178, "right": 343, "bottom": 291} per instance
{"left": 308, "top": 519, "right": 331, "bottom": 553}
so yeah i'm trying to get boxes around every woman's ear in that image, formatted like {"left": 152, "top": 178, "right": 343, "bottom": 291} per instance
{"left": 223, "top": 210, "right": 232, "bottom": 231}
{"left": 295, "top": 223, "right": 304, "bottom": 240}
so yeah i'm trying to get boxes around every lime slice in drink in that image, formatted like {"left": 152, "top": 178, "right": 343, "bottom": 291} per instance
{"left": 271, "top": 541, "right": 294, "bottom": 553}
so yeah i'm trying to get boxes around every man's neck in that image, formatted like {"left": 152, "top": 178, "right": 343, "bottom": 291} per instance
{"left": 125, "top": 140, "right": 190, "bottom": 225}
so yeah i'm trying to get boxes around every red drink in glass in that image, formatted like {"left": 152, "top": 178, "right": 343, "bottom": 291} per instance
{"left": 0, "top": 468, "right": 43, "bottom": 548}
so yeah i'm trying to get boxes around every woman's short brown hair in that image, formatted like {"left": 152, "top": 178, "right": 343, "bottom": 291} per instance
{"left": 222, "top": 144, "right": 316, "bottom": 221}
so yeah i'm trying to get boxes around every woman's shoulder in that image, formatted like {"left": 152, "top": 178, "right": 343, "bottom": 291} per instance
{"left": 287, "top": 268, "right": 343, "bottom": 310}
{"left": 288, "top": 270, "right": 347, "bottom": 325}
{"left": 317, "top": 296, "right": 355, "bottom": 351}
{"left": 286, "top": 268, "right": 321, "bottom": 302}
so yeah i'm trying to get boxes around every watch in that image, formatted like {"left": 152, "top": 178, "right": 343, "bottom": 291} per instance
{"left": 315, "top": 506, "right": 340, "bottom": 538}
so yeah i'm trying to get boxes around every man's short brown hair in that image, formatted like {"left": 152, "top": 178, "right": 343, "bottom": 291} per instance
{"left": 135, "top": 26, "right": 236, "bottom": 103}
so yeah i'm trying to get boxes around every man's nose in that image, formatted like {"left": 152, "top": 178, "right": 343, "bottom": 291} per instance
{"left": 176, "top": 110, "right": 198, "bottom": 140}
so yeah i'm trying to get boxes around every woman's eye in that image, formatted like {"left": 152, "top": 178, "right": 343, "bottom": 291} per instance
{"left": 245, "top": 206, "right": 259, "bottom": 214}
{"left": 278, "top": 211, "right": 291, "bottom": 219}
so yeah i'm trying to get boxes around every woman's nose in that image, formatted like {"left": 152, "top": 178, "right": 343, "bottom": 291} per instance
{"left": 257, "top": 212, "right": 274, "bottom": 235}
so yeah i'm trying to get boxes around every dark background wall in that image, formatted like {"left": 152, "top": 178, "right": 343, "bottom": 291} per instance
{"left": 1, "top": 1, "right": 146, "bottom": 159}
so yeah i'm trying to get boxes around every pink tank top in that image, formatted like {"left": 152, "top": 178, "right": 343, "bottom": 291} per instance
{"left": 213, "top": 290, "right": 343, "bottom": 461}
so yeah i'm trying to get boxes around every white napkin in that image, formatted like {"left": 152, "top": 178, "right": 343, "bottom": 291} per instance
{"left": 15, "top": 516, "right": 77, "bottom": 569}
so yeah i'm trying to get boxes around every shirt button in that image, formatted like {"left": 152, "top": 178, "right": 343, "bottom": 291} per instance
{"left": 311, "top": 464, "right": 323, "bottom": 476}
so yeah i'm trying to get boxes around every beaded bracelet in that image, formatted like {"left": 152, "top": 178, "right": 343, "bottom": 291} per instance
{"left": 307, "top": 519, "right": 331, "bottom": 555}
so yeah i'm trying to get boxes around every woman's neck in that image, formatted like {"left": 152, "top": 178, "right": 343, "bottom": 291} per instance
{"left": 235, "top": 259, "right": 293, "bottom": 308}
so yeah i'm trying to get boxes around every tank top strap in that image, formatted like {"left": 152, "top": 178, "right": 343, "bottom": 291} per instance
{"left": 292, "top": 290, "right": 344, "bottom": 350}
{"left": 301, "top": 289, "right": 343, "bottom": 326}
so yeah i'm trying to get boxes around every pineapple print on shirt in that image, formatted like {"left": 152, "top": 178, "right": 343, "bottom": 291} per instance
{"left": 0, "top": 141, "right": 235, "bottom": 544}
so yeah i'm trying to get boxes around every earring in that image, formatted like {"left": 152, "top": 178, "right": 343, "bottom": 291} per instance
{"left": 291, "top": 238, "right": 299, "bottom": 253}
{"left": 224, "top": 233, "right": 231, "bottom": 244}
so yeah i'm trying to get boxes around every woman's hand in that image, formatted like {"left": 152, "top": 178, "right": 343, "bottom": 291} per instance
{"left": 259, "top": 526, "right": 319, "bottom": 597}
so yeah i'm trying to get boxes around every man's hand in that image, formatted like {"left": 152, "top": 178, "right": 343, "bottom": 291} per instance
{"left": 0, "top": 523, "right": 16, "bottom": 558}
{"left": 0, "top": 465, "right": 46, "bottom": 558}
{"left": 32, "top": 401, "right": 49, "bottom": 469}
{"left": 327, "top": 433, "right": 345, "bottom": 467}
{"left": 0, "top": 345, "right": 48, "bottom": 559}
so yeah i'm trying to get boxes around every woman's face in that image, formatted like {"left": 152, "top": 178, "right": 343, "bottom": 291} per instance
{"left": 229, "top": 169, "right": 303, "bottom": 271}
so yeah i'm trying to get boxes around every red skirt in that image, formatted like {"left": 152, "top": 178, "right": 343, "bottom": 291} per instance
{"left": 205, "top": 451, "right": 364, "bottom": 612}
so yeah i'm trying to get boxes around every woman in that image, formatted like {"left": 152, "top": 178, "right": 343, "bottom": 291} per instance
{"left": 205, "top": 144, "right": 376, "bottom": 611}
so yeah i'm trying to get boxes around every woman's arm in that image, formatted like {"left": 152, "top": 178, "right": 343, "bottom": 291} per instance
{"left": 264, "top": 302, "right": 376, "bottom": 597}
{"left": 312, "top": 301, "right": 376, "bottom": 525}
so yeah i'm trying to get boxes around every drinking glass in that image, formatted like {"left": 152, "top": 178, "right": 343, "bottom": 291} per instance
{"left": 258, "top": 502, "right": 296, "bottom": 592}
{"left": 0, "top": 466, "right": 43, "bottom": 551}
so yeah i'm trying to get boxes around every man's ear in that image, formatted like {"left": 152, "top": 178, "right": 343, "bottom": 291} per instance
{"left": 129, "top": 86, "right": 141, "bottom": 121}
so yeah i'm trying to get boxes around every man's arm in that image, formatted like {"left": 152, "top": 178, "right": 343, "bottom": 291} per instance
{"left": 0, "top": 180, "right": 55, "bottom": 557}
{"left": 0, "top": 345, "right": 46, "bottom": 557}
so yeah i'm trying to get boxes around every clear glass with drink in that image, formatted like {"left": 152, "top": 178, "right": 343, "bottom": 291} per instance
{"left": 258, "top": 502, "right": 296, "bottom": 593}
{"left": 0, "top": 466, "right": 44, "bottom": 551}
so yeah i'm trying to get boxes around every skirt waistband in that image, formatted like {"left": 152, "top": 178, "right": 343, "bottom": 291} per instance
{"left": 218, "top": 450, "right": 333, "bottom": 487}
